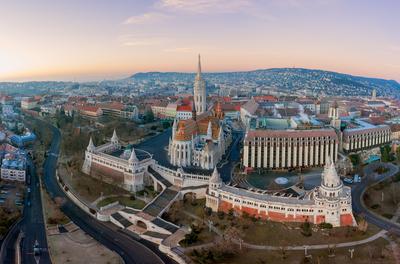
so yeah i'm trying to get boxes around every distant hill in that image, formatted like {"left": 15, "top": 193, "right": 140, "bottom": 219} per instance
{"left": 129, "top": 68, "right": 400, "bottom": 97}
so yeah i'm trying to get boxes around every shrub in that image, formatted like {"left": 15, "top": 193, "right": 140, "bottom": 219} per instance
{"left": 217, "top": 211, "right": 225, "bottom": 220}
{"left": 301, "top": 221, "right": 312, "bottom": 237}
{"left": 319, "top": 222, "right": 333, "bottom": 229}
{"left": 382, "top": 213, "right": 393, "bottom": 219}
{"left": 370, "top": 204, "right": 380, "bottom": 209}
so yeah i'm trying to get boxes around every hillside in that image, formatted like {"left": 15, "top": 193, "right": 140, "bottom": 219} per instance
{"left": 129, "top": 68, "right": 400, "bottom": 97}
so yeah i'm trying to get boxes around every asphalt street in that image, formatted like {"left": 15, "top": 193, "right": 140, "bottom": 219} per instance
{"left": 0, "top": 155, "right": 51, "bottom": 264}
{"left": 21, "top": 157, "right": 51, "bottom": 264}
{"left": 352, "top": 162, "right": 400, "bottom": 235}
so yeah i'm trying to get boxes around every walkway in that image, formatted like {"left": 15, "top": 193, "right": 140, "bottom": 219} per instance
{"left": 182, "top": 211, "right": 388, "bottom": 251}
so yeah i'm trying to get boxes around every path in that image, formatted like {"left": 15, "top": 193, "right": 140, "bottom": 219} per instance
{"left": 182, "top": 211, "right": 387, "bottom": 251}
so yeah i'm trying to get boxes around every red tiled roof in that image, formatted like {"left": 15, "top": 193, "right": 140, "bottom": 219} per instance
{"left": 177, "top": 105, "right": 192, "bottom": 112}
{"left": 77, "top": 105, "right": 100, "bottom": 113}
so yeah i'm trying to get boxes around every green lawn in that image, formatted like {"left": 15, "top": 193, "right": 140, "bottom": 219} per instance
{"left": 97, "top": 196, "right": 146, "bottom": 209}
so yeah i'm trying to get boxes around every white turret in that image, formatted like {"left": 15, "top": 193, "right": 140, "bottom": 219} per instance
{"left": 322, "top": 156, "right": 341, "bottom": 188}
{"left": 129, "top": 148, "right": 139, "bottom": 165}
{"left": 87, "top": 137, "right": 95, "bottom": 152}
{"left": 111, "top": 129, "right": 119, "bottom": 145}
{"left": 209, "top": 167, "right": 222, "bottom": 189}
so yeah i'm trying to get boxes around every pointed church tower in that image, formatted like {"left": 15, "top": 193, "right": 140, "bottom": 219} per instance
{"left": 193, "top": 54, "right": 206, "bottom": 114}
{"left": 207, "top": 121, "right": 212, "bottom": 140}
{"left": 172, "top": 119, "right": 177, "bottom": 139}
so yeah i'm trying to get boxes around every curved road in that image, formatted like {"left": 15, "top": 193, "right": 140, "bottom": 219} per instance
{"left": 40, "top": 120, "right": 176, "bottom": 264}
{"left": 352, "top": 162, "right": 400, "bottom": 235}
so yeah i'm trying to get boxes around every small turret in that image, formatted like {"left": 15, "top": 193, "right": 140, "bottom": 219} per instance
{"left": 87, "top": 137, "right": 95, "bottom": 152}
{"left": 111, "top": 129, "right": 119, "bottom": 145}
{"left": 322, "top": 156, "right": 341, "bottom": 188}
{"left": 129, "top": 148, "right": 139, "bottom": 165}
{"left": 209, "top": 167, "right": 222, "bottom": 189}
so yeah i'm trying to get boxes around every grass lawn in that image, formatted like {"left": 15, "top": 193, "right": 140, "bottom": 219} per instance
{"left": 59, "top": 164, "right": 130, "bottom": 203}
{"left": 364, "top": 179, "right": 400, "bottom": 219}
{"left": 97, "top": 196, "right": 146, "bottom": 209}
{"left": 164, "top": 198, "right": 381, "bottom": 248}
{"left": 42, "top": 186, "right": 70, "bottom": 226}
{"left": 188, "top": 237, "right": 394, "bottom": 264}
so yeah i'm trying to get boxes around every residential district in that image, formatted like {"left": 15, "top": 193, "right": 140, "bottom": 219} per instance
{"left": 1, "top": 56, "right": 400, "bottom": 263}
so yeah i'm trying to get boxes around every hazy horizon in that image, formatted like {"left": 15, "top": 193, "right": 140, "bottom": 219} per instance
{"left": 1, "top": 0, "right": 399, "bottom": 82}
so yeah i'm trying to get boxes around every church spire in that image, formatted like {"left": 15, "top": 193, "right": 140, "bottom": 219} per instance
{"left": 196, "top": 54, "right": 202, "bottom": 78}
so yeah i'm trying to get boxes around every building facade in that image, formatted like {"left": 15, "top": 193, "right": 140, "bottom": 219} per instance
{"left": 243, "top": 129, "right": 338, "bottom": 170}
{"left": 206, "top": 157, "right": 355, "bottom": 227}
{"left": 168, "top": 57, "right": 230, "bottom": 170}
{"left": 82, "top": 130, "right": 153, "bottom": 191}
{"left": 342, "top": 121, "right": 391, "bottom": 152}
{"left": 0, "top": 144, "right": 27, "bottom": 182}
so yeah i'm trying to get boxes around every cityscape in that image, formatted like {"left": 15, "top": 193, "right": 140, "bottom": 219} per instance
{"left": 1, "top": 1, "right": 400, "bottom": 264}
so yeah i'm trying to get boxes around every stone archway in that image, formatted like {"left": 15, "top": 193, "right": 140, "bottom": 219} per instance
{"left": 137, "top": 220, "right": 147, "bottom": 230}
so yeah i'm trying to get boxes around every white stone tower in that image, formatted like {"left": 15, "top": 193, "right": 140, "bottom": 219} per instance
{"left": 329, "top": 101, "right": 341, "bottom": 130}
{"left": 194, "top": 54, "right": 206, "bottom": 114}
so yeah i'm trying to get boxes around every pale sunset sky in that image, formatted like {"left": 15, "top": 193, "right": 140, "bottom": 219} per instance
{"left": 1, "top": 0, "right": 399, "bottom": 82}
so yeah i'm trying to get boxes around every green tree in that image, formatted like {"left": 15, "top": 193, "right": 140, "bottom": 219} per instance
{"left": 396, "top": 147, "right": 400, "bottom": 162}
{"left": 380, "top": 144, "right": 392, "bottom": 162}
{"left": 144, "top": 110, "right": 154, "bottom": 123}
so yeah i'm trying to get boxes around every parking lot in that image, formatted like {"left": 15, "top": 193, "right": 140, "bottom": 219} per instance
{"left": 0, "top": 182, "right": 25, "bottom": 237}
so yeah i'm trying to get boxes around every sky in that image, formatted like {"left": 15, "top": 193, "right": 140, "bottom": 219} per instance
{"left": 0, "top": 0, "right": 399, "bottom": 82}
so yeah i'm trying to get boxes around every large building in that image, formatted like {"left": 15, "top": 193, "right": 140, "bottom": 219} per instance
{"left": 206, "top": 157, "right": 355, "bottom": 227}
{"left": 82, "top": 130, "right": 153, "bottom": 191}
{"left": 0, "top": 144, "right": 27, "bottom": 182}
{"left": 243, "top": 128, "right": 338, "bottom": 170}
{"left": 341, "top": 119, "right": 391, "bottom": 152}
{"left": 168, "top": 57, "right": 230, "bottom": 170}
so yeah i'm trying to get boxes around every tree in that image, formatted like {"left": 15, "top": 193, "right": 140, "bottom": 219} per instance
{"left": 396, "top": 147, "right": 400, "bottom": 162}
{"left": 144, "top": 110, "right": 154, "bottom": 123}
{"left": 380, "top": 144, "right": 393, "bottom": 162}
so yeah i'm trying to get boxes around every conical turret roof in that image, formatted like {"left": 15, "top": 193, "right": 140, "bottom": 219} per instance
{"left": 87, "top": 137, "right": 95, "bottom": 151}
{"left": 111, "top": 129, "right": 118, "bottom": 142}
{"left": 210, "top": 167, "right": 222, "bottom": 184}
{"left": 322, "top": 156, "right": 341, "bottom": 188}
{"left": 129, "top": 148, "right": 138, "bottom": 163}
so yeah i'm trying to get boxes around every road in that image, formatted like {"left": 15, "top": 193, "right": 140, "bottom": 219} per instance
{"left": 21, "top": 157, "right": 51, "bottom": 264}
{"left": 352, "top": 162, "right": 400, "bottom": 235}
{"left": 0, "top": 156, "right": 51, "bottom": 264}
{"left": 39, "top": 120, "right": 176, "bottom": 264}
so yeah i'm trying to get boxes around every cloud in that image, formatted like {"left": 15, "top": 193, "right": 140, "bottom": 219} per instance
{"left": 158, "top": 0, "right": 252, "bottom": 13}
{"left": 123, "top": 12, "right": 169, "bottom": 25}
{"left": 164, "top": 47, "right": 195, "bottom": 53}
{"left": 118, "top": 35, "right": 170, "bottom": 47}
